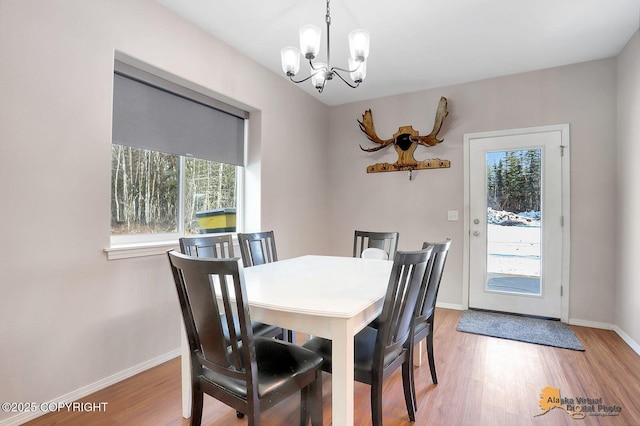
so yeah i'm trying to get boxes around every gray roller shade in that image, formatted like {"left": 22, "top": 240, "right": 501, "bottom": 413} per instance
{"left": 112, "top": 68, "right": 246, "bottom": 166}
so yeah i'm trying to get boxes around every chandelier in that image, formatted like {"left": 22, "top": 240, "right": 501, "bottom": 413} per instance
{"left": 280, "top": 0, "right": 370, "bottom": 93}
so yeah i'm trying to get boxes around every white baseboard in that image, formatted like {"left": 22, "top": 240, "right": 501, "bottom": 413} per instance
{"left": 565, "top": 319, "right": 640, "bottom": 357}
{"left": 0, "top": 348, "right": 180, "bottom": 426}
{"left": 568, "top": 318, "right": 614, "bottom": 330}
{"left": 613, "top": 325, "right": 640, "bottom": 357}
{"left": 436, "top": 302, "right": 465, "bottom": 311}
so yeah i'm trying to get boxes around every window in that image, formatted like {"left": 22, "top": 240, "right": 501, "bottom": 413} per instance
{"left": 110, "top": 61, "right": 247, "bottom": 246}
{"left": 110, "top": 146, "right": 238, "bottom": 240}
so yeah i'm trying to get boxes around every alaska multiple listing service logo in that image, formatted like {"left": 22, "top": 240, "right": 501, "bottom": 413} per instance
{"left": 534, "top": 386, "right": 622, "bottom": 419}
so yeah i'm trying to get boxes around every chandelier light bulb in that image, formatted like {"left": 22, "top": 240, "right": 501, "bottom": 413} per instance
{"left": 311, "top": 62, "right": 328, "bottom": 89}
{"left": 280, "top": 47, "right": 301, "bottom": 76}
{"left": 349, "top": 57, "right": 366, "bottom": 83}
{"left": 299, "top": 24, "right": 321, "bottom": 59}
{"left": 348, "top": 29, "right": 370, "bottom": 62}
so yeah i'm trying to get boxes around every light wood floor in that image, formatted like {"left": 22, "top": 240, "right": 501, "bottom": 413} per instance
{"left": 25, "top": 308, "right": 640, "bottom": 426}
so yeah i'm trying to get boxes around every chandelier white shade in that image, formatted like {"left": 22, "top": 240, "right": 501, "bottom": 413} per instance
{"left": 280, "top": 47, "right": 300, "bottom": 75}
{"left": 280, "top": 0, "right": 370, "bottom": 93}
{"left": 348, "top": 29, "right": 370, "bottom": 61}
{"left": 311, "top": 62, "right": 328, "bottom": 89}
{"left": 349, "top": 57, "right": 366, "bottom": 82}
{"left": 300, "top": 24, "right": 321, "bottom": 59}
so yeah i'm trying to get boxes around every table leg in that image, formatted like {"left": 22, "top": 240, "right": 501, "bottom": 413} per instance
{"left": 331, "top": 321, "right": 355, "bottom": 426}
{"left": 413, "top": 339, "right": 424, "bottom": 367}
{"left": 180, "top": 323, "right": 191, "bottom": 418}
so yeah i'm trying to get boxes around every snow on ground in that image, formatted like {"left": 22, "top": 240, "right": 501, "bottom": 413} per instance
{"left": 487, "top": 207, "right": 540, "bottom": 226}
{"left": 487, "top": 209, "right": 540, "bottom": 277}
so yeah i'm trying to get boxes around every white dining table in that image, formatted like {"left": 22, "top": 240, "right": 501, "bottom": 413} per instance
{"left": 180, "top": 254, "right": 394, "bottom": 426}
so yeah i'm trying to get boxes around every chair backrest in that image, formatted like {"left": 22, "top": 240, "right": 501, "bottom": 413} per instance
{"left": 167, "top": 251, "right": 258, "bottom": 392}
{"left": 353, "top": 230, "right": 399, "bottom": 260}
{"left": 415, "top": 239, "right": 452, "bottom": 322}
{"left": 374, "top": 247, "right": 433, "bottom": 367}
{"left": 361, "top": 247, "right": 389, "bottom": 260}
{"left": 179, "top": 234, "right": 235, "bottom": 259}
{"left": 237, "top": 231, "right": 278, "bottom": 267}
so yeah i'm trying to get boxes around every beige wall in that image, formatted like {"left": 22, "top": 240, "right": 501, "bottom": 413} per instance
{"left": 327, "top": 58, "right": 618, "bottom": 324}
{"left": 616, "top": 30, "right": 640, "bottom": 348}
{"left": 0, "top": 0, "right": 329, "bottom": 422}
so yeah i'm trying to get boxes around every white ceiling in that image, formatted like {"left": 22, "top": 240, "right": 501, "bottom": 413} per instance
{"left": 155, "top": 0, "right": 640, "bottom": 106}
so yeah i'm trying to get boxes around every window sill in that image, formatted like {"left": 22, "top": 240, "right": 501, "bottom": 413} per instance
{"left": 104, "top": 241, "right": 180, "bottom": 260}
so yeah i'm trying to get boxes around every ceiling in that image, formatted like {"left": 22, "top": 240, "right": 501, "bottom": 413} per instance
{"left": 155, "top": 0, "right": 640, "bottom": 106}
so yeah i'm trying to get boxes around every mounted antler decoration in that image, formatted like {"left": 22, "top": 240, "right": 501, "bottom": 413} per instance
{"left": 358, "top": 96, "right": 450, "bottom": 177}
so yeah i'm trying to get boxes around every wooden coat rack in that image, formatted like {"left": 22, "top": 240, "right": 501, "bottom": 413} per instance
{"left": 358, "top": 97, "right": 450, "bottom": 178}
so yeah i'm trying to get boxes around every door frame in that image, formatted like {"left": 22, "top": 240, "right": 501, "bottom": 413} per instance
{"left": 462, "top": 124, "right": 571, "bottom": 322}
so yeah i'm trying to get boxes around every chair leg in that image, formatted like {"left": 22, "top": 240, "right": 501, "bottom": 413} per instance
{"left": 402, "top": 358, "right": 417, "bottom": 422}
{"left": 190, "top": 386, "right": 204, "bottom": 426}
{"left": 278, "top": 328, "right": 296, "bottom": 343}
{"left": 311, "top": 371, "right": 323, "bottom": 426}
{"left": 246, "top": 397, "right": 260, "bottom": 426}
{"left": 300, "top": 386, "right": 309, "bottom": 426}
{"left": 312, "top": 374, "right": 323, "bottom": 426}
{"left": 370, "top": 376, "right": 384, "bottom": 426}
{"left": 427, "top": 330, "right": 438, "bottom": 384}
{"left": 300, "top": 372, "right": 323, "bottom": 426}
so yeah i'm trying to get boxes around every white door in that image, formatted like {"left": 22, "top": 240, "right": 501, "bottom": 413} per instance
{"left": 465, "top": 125, "right": 569, "bottom": 319}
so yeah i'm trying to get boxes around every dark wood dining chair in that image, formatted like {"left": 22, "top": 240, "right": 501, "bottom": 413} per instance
{"left": 237, "top": 231, "right": 278, "bottom": 267}
{"left": 353, "top": 230, "right": 399, "bottom": 260}
{"left": 236, "top": 231, "right": 294, "bottom": 342}
{"left": 179, "top": 234, "right": 235, "bottom": 259}
{"left": 407, "top": 239, "right": 451, "bottom": 396}
{"left": 179, "top": 234, "right": 285, "bottom": 342}
{"left": 303, "top": 247, "right": 433, "bottom": 426}
{"left": 167, "top": 251, "right": 324, "bottom": 426}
